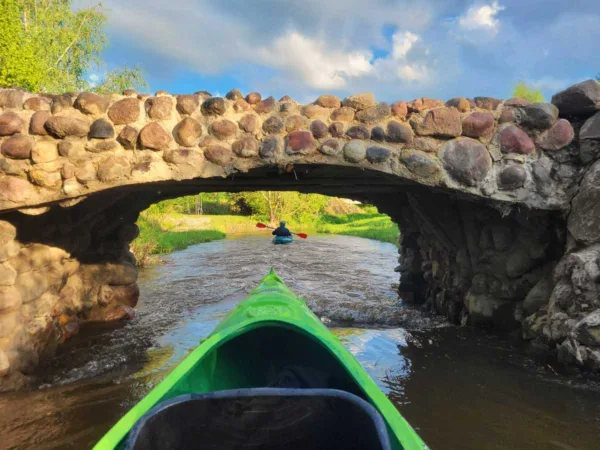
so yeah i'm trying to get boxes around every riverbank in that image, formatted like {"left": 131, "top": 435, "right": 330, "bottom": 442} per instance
{"left": 131, "top": 206, "right": 400, "bottom": 265}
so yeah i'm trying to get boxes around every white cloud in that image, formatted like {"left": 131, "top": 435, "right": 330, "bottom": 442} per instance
{"left": 372, "top": 31, "right": 433, "bottom": 84}
{"left": 256, "top": 32, "right": 373, "bottom": 89}
{"left": 458, "top": 2, "right": 504, "bottom": 34}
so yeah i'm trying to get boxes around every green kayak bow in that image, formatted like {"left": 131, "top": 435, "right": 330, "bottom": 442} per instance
{"left": 94, "top": 268, "right": 426, "bottom": 450}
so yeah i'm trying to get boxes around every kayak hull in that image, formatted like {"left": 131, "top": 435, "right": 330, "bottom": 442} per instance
{"left": 94, "top": 268, "right": 426, "bottom": 450}
{"left": 272, "top": 235, "right": 293, "bottom": 244}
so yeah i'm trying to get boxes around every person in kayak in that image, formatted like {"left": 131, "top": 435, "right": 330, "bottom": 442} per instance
{"left": 272, "top": 221, "right": 292, "bottom": 237}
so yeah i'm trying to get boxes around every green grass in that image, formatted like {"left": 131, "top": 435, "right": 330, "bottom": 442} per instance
{"left": 154, "top": 230, "right": 226, "bottom": 254}
{"left": 316, "top": 213, "right": 400, "bottom": 245}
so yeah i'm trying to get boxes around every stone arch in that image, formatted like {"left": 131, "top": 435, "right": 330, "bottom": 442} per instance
{"left": 1, "top": 79, "right": 600, "bottom": 388}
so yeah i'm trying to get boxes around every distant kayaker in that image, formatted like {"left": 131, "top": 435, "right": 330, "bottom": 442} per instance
{"left": 272, "top": 221, "right": 292, "bottom": 237}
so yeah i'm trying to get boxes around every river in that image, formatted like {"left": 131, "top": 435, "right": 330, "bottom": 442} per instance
{"left": 1, "top": 234, "right": 600, "bottom": 449}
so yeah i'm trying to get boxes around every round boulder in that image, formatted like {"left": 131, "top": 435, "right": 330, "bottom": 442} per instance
{"left": 176, "top": 95, "right": 199, "bottom": 115}
{"left": 536, "top": 119, "right": 574, "bottom": 151}
{"left": 232, "top": 136, "right": 259, "bottom": 157}
{"left": 310, "top": 120, "right": 328, "bottom": 139}
{"left": 1, "top": 136, "right": 33, "bottom": 159}
{"left": 174, "top": 117, "right": 203, "bottom": 147}
{"left": 285, "top": 131, "right": 316, "bottom": 155}
{"left": 316, "top": 95, "right": 341, "bottom": 109}
{"left": 439, "top": 137, "right": 492, "bottom": 186}
{"left": 320, "top": 139, "right": 340, "bottom": 156}
{"left": 239, "top": 114, "right": 260, "bottom": 134}
{"left": 462, "top": 112, "right": 495, "bottom": 138}
{"left": 89, "top": 119, "right": 115, "bottom": 139}
{"left": 262, "top": 116, "right": 284, "bottom": 134}
{"left": 346, "top": 125, "right": 370, "bottom": 140}
{"left": 74, "top": 93, "right": 109, "bottom": 115}
{"left": 209, "top": 119, "right": 237, "bottom": 140}
{"left": 139, "top": 122, "right": 172, "bottom": 150}
{"left": 45, "top": 116, "right": 90, "bottom": 138}
{"left": 498, "top": 165, "right": 527, "bottom": 190}
{"left": 259, "top": 135, "right": 281, "bottom": 158}
{"left": 499, "top": 125, "right": 535, "bottom": 154}
{"left": 201, "top": 97, "right": 227, "bottom": 116}
{"left": 108, "top": 98, "right": 140, "bottom": 125}
{"left": 204, "top": 145, "right": 232, "bottom": 166}
{"left": 342, "top": 93, "right": 375, "bottom": 111}
{"left": 0, "top": 113, "right": 24, "bottom": 136}
{"left": 386, "top": 120, "right": 413, "bottom": 143}
{"left": 343, "top": 140, "right": 367, "bottom": 163}
{"left": 330, "top": 107, "right": 355, "bottom": 122}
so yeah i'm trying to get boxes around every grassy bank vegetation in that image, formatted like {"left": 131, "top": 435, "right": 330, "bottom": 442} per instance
{"left": 131, "top": 193, "right": 400, "bottom": 266}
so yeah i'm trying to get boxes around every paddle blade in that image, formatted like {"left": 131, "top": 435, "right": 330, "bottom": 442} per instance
{"left": 256, "top": 223, "right": 267, "bottom": 228}
{"left": 296, "top": 233, "right": 308, "bottom": 239}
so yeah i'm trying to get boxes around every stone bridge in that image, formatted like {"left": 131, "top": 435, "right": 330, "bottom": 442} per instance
{"left": 1, "top": 80, "right": 600, "bottom": 389}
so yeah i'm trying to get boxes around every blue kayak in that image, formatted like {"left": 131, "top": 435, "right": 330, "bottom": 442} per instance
{"left": 273, "top": 236, "right": 293, "bottom": 245}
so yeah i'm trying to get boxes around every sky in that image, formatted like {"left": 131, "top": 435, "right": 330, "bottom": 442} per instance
{"left": 85, "top": 0, "right": 600, "bottom": 103}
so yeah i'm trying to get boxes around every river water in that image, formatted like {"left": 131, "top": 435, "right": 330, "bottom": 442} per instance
{"left": 1, "top": 234, "right": 600, "bottom": 449}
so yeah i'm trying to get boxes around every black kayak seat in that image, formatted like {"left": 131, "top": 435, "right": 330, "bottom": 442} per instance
{"left": 124, "top": 387, "right": 392, "bottom": 450}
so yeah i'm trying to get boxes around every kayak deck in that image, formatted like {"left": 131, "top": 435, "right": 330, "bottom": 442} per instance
{"left": 95, "top": 268, "right": 426, "bottom": 450}
{"left": 272, "top": 235, "right": 293, "bottom": 244}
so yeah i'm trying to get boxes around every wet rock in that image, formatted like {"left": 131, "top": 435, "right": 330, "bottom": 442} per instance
{"left": 301, "top": 104, "right": 325, "bottom": 119}
{"left": 74, "top": 93, "right": 109, "bottom": 115}
{"left": 0, "top": 90, "right": 24, "bottom": 109}
{"left": 356, "top": 102, "right": 391, "bottom": 124}
{"left": 32, "top": 141, "right": 59, "bottom": 163}
{"left": 330, "top": 107, "right": 355, "bottom": 122}
{"left": 238, "top": 114, "right": 260, "bottom": 134}
{"left": 536, "top": 119, "right": 574, "bottom": 151}
{"left": 254, "top": 96, "right": 277, "bottom": 114}
{"left": 523, "top": 276, "right": 553, "bottom": 315}
{"left": 319, "top": 139, "right": 340, "bottom": 156}
{"left": 574, "top": 311, "right": 600, "bottom": 348}
{"left": 201, "top": 97, "right": 227, "bottom": 116}
{"left": 0, "top": 113, "right": 24, "bottom": 136}
{"left": 88, "top": 119, "right": 114, "bottom": 139}
{"left": 174, "top": 117, "right": 203, "bottom": 147}
{"left": 386, "top": 120, "right": 413, "bottom": 143}
{"left": 462, "top": 112, "right": 494, "bottom": 138}
{"left": 139, "top": 122, "right": 172, "bottom": 150}
{"left": 498, "top": 165, "right": 527, "bottom": 190}
{"left": 23, "top": 97, "right": 50, "bottom": 111}
{"left": 29, "top": 168, "right": 61, "bottom": 189}
{"left": 329, "top": 122, "right": 345, "bottom": 138}
{"left": 226, "top": 89, "right": 243, "bottom": 101}
{"left": 506, "top": 248, "right": 537, "bottom": 278}
{"left": 117, "top": 126, "right": 138, "bottom": 150}
{"left": 209, "top": 119, "right": 237, "bottom": 140}
{"left": 346, "top": 125, "right": 370, "bottom": 140}
{"left": 1, "top": 136, "right": 33, "bottom": 159}
{"left": 568, "top": 159, "right": 600, "bottom": 245}
{"left": 499, "top": 125, "right": 535, "bottom": 155}
{"left": 310, "top": 120, "right": 328, "bottom": 139}
{"left": 232, "top": 136, "right": 259, "bottom": 157}
{"left": 316, "top": 95, "right": 341, "bottom": 108}
{"left": 417, "top": 107, "right": 462, "bottom": 137}
{"left": 371, "top": 126, "right": 385, "bottom": 142}
{"left": 45, "top": 116, "right": 90, "bottom": 138}
{"left": 284, "top": 115, "right": 307, "bottom": 132}
{"left": 204, "top": 145, "right": 232, "bottom": 165}
{"left": 176, "top": 95, "right": 199, "bottom": 115}
{"left": 474, "top": 97, "right": 502, "bottom": 111}
{"left": 108, "top": 98, "right": 140, "bottom": 125}
{"left": 146, "top": 96, "right": 173, "bottom": 120}
{"left": 446, "top": 97, "right": 471, "bottom": 112}
{"left": 521, "top": 103, "right": 559, "bottom": 129}
{"left": 439, "top": 137, "right": 492, "bottom": 186}
{"left": 391, "top": 101, "right": 408, "bottom": 119}
{"left": 400, "top": 151, "right": 442, "bottom": 177}
{"left": 259, "top": 135, "right": 281, "bottom": 158}
{"left": 342, "top": 93, "right": 375, "bottom": 111}
{"left": 262, "top": 116, "right": 284, "bottom": 134}
{"left": 245, "top": 92, "right": 261, "bottom": 105}
{"left": 366, "top": 146, "right": 390, "bottom": 163}
{"left": 551, "top": 79, "right": 600, "bottom": 117}
{"left": 343, "top": 141, "right": 367, "bottom": 163}
{"left": 579, "top": 112, "right": 600, "bottom": 163}
{"left": 286, "top": 131, "right": 316, "bottom": 155}
{"left": 29, "top": 111, "right": 50, "bottom": 136}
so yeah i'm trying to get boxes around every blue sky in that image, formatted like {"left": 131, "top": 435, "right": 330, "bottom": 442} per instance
{"left": 88, "top": 0, "right": 600, "bottom": 102}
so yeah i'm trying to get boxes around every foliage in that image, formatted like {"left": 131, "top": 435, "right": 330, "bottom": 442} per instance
{"left": 512, "top": 82, "right": 545, "bottom": 103}
{"left": 92, "top": 65, "right": 147, "bottom": 94}
{"left": 0, "top": 0, "right": 146, "bottom": 92}
{"left": 130, "top": 205, "right": 225, "bottom": 266}
{"left": 316, "top": 212, "right": 400, "bottom": 245}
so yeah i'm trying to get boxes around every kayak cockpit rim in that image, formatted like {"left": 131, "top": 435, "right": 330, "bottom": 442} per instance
{"left": 94, "top": 318, "right": 419, "bottom": 450}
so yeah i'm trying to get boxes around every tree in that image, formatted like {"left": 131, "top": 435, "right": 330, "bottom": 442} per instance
{"left": 0, "top": 0, "right": 146, "bottom": 93}
{"left": 512, "top": 82, "right": 545, "bottom": 103}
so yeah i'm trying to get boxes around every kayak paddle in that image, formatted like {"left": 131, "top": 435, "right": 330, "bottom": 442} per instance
{"left": 256, "top": 223, "right": 308, "bottom": 239}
